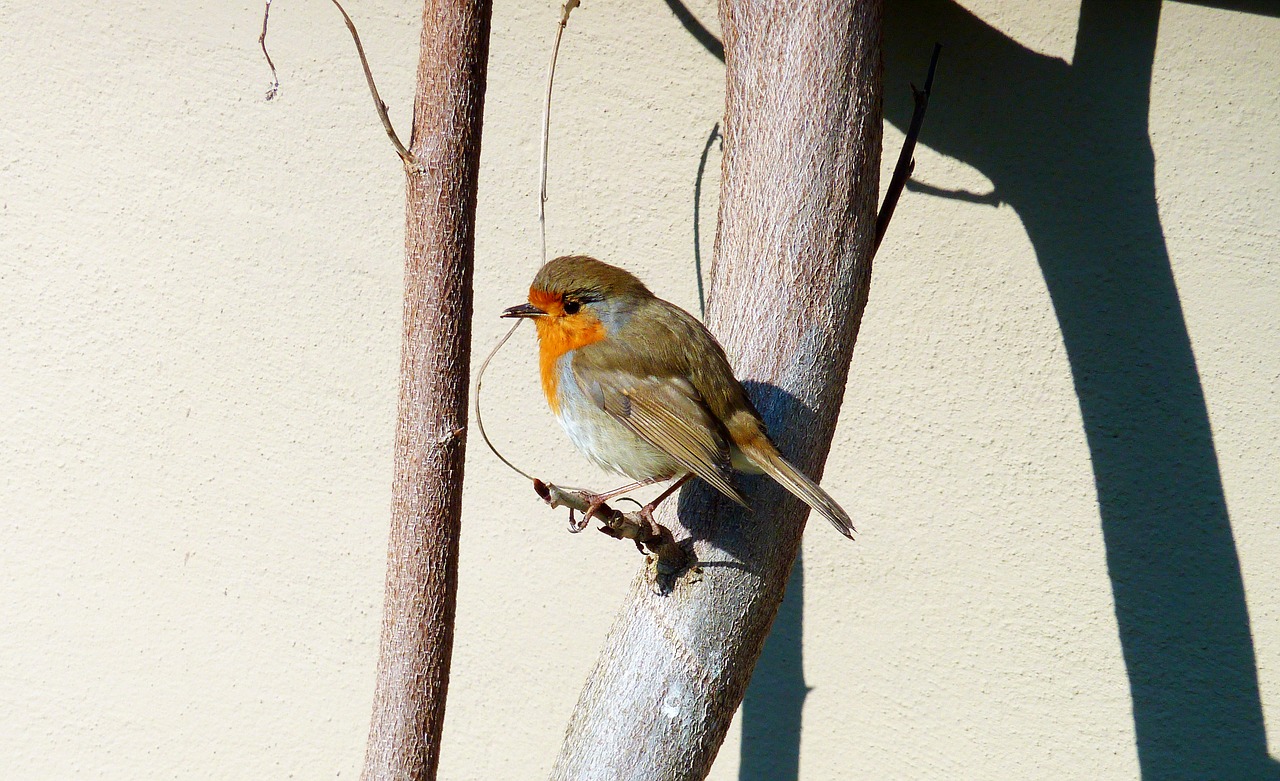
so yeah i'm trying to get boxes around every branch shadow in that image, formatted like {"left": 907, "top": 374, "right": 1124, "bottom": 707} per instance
{"left": 722, "top": 385, "right": 818, "bottom": 781}
{"left": 669, "top": 0, "right": 1279, "bottom": 776}
{"left": 668, "top": 379, "right": 827, "bottom": 781}
{"left": 669, "top": 0, "right": 1276, "bottom": 777}
{"left": 739, "top": 553, "right": 809, "bottom": 781}
{"left": 666, "top": 381, "right": 823, "bottom": 780}
{"left": 885, "top": 1, "right": 1279, "bottom": 778}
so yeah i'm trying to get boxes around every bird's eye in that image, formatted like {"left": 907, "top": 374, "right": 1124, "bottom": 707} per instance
{"left": 563, "top": 300, "right": 581, "bottom": 315}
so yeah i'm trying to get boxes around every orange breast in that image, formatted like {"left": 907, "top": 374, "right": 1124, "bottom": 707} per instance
{"left": 535, "top": 312, "right": 606, "bottom": 414}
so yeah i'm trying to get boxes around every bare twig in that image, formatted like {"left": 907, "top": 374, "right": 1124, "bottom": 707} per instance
{"left": 474, "top": 320, "right": 535, "bottom": 481}
{"left": 259, "top": 0, "right": 279, "bottom": 101}
{"left": 476, "top": 1, "right": 581, "bottom": 483}
{"left": 874, "top": 42, "right": 941, "bottom": 254}
{"left": 533, "top": 480, "right": 691, "bottom": 578}
{"left": 329, "top": 0, "right": 415, "bottom": 165}
{"left": 477, "top": 1, "right": 580, "bottom": 482}
{"left": 540, "top": 0, "right": 581, "bottom": 265}
{"left": 258, "top": 0, "right": 414, "bottom": 163}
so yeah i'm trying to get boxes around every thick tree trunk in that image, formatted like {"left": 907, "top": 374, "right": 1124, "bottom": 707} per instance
{"left": 549, "top": 2, "right": 882, "bottom": 779}
{"left": 362, "top": 2, "right": 492, "bottom": 780}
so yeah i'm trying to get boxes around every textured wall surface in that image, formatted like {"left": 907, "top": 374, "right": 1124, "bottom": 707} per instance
{"left": 1, "top": 1, "right": 1276, "bottom": 779}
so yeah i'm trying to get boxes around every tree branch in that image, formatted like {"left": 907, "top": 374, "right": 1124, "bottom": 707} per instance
{"left": 361, "top": 1, "right": 493, "bottom": 779}
{"left": 549, "top": 1, "right": 883, "bottom": 777}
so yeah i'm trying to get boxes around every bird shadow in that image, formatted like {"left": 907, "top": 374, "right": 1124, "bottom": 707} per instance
{"left": 666, "top": 0, "right": 1280, "bottom": 778}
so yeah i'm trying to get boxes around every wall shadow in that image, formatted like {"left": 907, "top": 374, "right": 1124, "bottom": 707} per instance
{"left": 885, "top": 1, "right": 1279, "bottom": 778}
{"left": 740, "top": 554, "right": 808, "bottom": 781}
{"left": 669, "top": 1, "right": 1278, "bottom": 777}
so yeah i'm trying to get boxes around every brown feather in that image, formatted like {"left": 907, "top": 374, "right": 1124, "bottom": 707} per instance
{"left": 573, "top": 365, "right": 746, "bottom": 506}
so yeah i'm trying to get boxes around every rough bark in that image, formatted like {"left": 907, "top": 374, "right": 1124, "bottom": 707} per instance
{"left": 549, "top": 1, "right": 882, "bottom": 778}
{"left": 362, "top": 2, "right": 492, "bottom": 780}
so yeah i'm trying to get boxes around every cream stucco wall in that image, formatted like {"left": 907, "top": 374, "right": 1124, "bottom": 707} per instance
{"left": 2, "top": 1, "right": 1277, "bottom": 779}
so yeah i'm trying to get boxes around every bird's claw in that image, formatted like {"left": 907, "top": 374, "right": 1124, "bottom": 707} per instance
{"left": 579, "top": 500, "right": 606, "bottom": 530}
{"left": 567, "top": 507, "right": 585, "bottom": 533}
{"left": 566, "top": 491, "right": 608, "bottom": 533}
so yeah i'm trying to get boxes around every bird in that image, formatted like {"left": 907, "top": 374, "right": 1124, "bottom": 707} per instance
{"left": 501, "top": 254, "right": 854, "bottom": 540}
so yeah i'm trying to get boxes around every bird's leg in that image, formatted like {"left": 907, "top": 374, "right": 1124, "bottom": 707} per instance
{"left": 635, "top": 473, "right": 693, "bottom": 531}
{"left": 573, "top": 476, "right": 666, "bottom": 532}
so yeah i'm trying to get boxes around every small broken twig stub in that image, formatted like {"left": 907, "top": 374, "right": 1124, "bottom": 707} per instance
{"left": 533, "top": 479, "right": 691, "bottom": 580}
{"left": 873, "top": 42, "right": 942, "bottom": 255}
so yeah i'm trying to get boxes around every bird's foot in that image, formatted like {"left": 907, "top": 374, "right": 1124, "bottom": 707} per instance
{"left": 566, "top": 507, "right": 583, "bottom": 533}
{"left": 567, "top": 491, "right": 610, "bottom": 533}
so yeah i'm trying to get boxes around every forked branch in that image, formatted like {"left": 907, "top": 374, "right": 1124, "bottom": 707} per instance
{"left": 258, "top": 0, "right": 414, "bottom": 164}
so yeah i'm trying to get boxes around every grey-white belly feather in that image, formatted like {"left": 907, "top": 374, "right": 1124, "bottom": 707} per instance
{"left": 553, "top": 356, "right": 681, "bottom": 481}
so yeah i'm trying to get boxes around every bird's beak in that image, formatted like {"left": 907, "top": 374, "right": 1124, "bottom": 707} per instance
{"left": 501, "top": 302, "right": 546, "bottom": 319}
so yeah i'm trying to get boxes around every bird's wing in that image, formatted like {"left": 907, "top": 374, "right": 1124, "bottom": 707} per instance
{"left": 571, "top": 365, "right": 747, "bottom": 506}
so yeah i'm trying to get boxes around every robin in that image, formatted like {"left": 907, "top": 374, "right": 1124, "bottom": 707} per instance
{"left": 502, "top": 255, "right": 854, "bottom": 540}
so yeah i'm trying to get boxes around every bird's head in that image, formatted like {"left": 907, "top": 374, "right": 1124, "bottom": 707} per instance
{"left": 502, "top": 256, "right": 653, "bottom": 350}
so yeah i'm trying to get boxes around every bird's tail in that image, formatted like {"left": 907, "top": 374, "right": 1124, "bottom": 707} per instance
{"left": 738, "top": 440, "right": 856, "bottom": 540}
